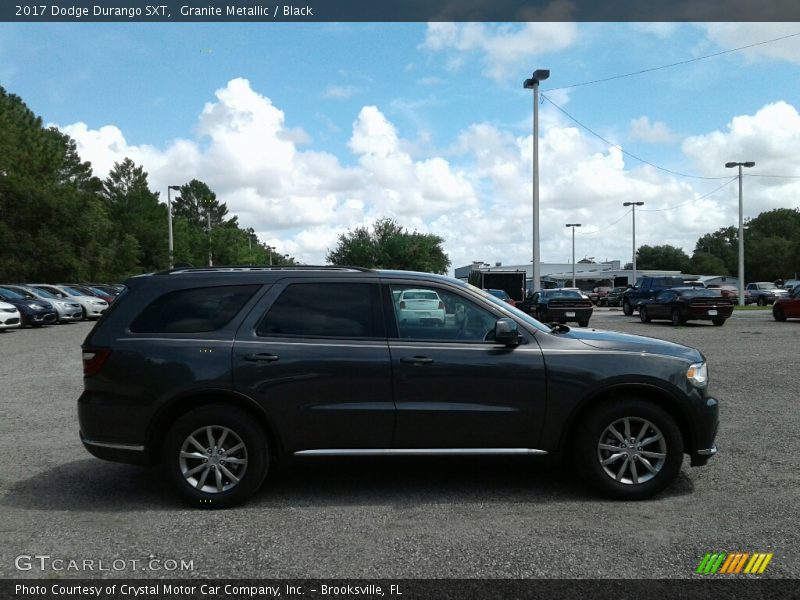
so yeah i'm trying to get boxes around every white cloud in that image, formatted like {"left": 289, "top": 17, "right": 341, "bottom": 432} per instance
{"left": 422, "top": 22, "right": 578, "bottom": 82}
{"left": 324, "top": 84, "right": 360, "bottom": 99}
{"left": 701, "top": 23, "right": 800, "bottom": 64}
{"left": 58, "top": 78, "right": 800, "bottom": 272}
{"left": 629, "top": 116, "right": 680, "bottom": 143}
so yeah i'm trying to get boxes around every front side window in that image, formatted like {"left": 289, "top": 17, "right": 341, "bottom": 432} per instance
{"left": 130, "top": 285, "right": 260, "bottom": 334}
{"left": 257, "top": 282, "right": 383, "bottom": 339}
{"left": 391, "top": 284, "right": 497, "bottom": 342}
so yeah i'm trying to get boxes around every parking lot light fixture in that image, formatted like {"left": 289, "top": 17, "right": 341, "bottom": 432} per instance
{"left": 167, "top": 185, "right": 181, "bottom": 269}
{"left": 524, "top": 69, "right": 550, "bottom": 294}
{"left": 623, "top": 202, "right": 644, "bottom": 285}
{"left": 565, "top": 223, "right": 581, "bottom": 287}
{"left": 725, "top": 161, "right": 755, "bottom": 306}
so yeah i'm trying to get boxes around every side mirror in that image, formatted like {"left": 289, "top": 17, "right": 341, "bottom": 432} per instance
{"left": 495, "top": 318, "right": 521, "bottom": 347}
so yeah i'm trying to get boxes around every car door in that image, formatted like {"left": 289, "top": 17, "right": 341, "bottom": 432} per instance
{"left": 651, "top": 290, "right": 674, "bottom": 319}
{"left": 232, "top": 278, "right": 395, "bottom": 453}
{"left": 384, "top": 280, "right": 547, "bottom": 450}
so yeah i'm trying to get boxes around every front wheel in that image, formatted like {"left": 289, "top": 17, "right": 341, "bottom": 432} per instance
{"left": 163, "top": 405, "right": 269, "bottom": 509}
{"left": 773, "top": 306, "right": 786, "bottom": 322}
{"left": 622, "top": 299, "right": 633, "bottom": 316}
{"left": 711, "top": 318, "right": 726, "bottom": 326}
{"left": 671, "top": 308, "right": 684, "bottom": 326}
{"left": 757, "top": 297, "right": 766, "bottom": 306}
{"left": 578, "top": 320, "right": 589, "bottom": 328}
{"left": 573, "top": 399, "right": 683, "bottom": 500}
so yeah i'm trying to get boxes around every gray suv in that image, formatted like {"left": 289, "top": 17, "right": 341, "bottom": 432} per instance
{"left": 79, "top": 267, "right": 719, "bottom": 508}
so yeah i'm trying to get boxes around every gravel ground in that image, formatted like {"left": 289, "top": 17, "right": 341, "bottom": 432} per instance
{"left": 0, "top": 309, "right": 797, "bottom": 579}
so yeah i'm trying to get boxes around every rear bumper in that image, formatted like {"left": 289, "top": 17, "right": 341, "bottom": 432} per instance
{"left": 80, "top": 432, "right": 151, "bottom": 466}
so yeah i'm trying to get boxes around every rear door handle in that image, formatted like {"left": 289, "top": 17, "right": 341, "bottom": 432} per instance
{"left": 244, "top": 352, "right": 280, "bottom": 363}
{"left": 400, "top": 356, "right": 434, "bottom": 365}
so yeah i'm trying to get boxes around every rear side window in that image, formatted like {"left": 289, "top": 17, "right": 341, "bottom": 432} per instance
{"left": 130, "top": 285, "right": 260, "bottom": 333}
{"left": 257, "top": 283, "right": 383, "bottom": 338}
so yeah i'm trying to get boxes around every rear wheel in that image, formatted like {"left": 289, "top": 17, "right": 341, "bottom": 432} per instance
{"left": 163, "top": 405, "right": 269, "bottom": 509}
{"left": 757, "top": 296, "right": 766, "bottom": 307}
{"left": 773, "top": 306, "right": 786, "bottom": 322}
{"left": 578, "top": 320, "right": 589, "bottom": 328}
{"left": 711, "top": 318, "right": 726, "bottom": 326}
{"left": 573, "top": 399, "right": 683, "bottom": 500}
{"left": 671, "top": 308, "right": 684, "bottom": 326}
{"left": 639, "top": 306, "right": 650, "bottom": 323}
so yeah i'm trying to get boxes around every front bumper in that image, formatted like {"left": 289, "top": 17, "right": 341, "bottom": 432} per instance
{"left": 689, "top": 395, "right": 719, "bottom": 466}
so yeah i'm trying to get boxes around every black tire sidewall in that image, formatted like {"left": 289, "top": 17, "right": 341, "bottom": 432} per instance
{"left": 671, "top": 308, "right": 682, "bottom": 326}
{"left": 163, "top": 405, "right": 269, "bottom": 509}
{"left": 573, "top": 399, "right": 683, "bottom": 500}
{"left": 623, "top": 300, "right": 632, "bottom": 316}
{"left": 639, "top": 307, "right": 648, "bottom": 323}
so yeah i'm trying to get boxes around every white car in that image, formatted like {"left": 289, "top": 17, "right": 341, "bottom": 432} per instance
{"left": 6, "top": 285, "right": 83, "bottom": 323}
{"left": 396, "top": 289, "right": 446, "bottom": 325}
{"left": 0, "top": 300, "right": 21, "bottom": 330}
{"left": 27, "top": 284, "right": 108, "bottom": 320}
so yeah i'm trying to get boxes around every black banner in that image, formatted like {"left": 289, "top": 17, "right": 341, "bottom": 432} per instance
{"left": 3, "top": 579, "right": 799, "bottom": 600}
{"left": 2, "top": 0, "right": 800, "bottom": 23}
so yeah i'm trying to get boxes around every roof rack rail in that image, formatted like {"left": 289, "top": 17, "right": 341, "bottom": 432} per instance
{"left": 157, "top": 265, "right": 375, "bottom": 275}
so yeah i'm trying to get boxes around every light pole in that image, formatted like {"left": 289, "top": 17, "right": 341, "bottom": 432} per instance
{"left": 725, "top": 161, "right": 755, "bottom": 306}
{"left": 623, "top": 201, "right": 644, "bottom": 285}
{"left": 565, "top": 223, "right": 581, "bottom": 287}
{"left": 206, "top": 208, "right": 213, "bottom": 267}
{"left": 167, "top": 185, "right": 180, "bottom": 269}
{"left": 266, "top": 245, "right": 274, "bottom": 266}
{"left": 524, "top": 68, "right": 550, "bottom": 294}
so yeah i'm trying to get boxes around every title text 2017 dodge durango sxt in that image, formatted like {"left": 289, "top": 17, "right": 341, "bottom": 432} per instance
{"left": 79, "top": 267, "right": 718, "bottom": 508}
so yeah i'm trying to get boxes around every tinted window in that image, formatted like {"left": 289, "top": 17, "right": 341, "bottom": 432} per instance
{"left": 0, "top": 287, "right": 24, "bottom": 299}
{"left": 391, "top": 284, "right": 497, "bottom": 342}
{"left": 543, "top": 290, "right": 583, "bottom": 299}
{"left": 130, "top": 285, "right": 260, "bottom": 334}
{"left": 257, "top": 283, "right": 382, "bottom": 338}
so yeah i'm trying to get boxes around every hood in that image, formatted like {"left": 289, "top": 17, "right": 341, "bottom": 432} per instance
{"left": 560, "top": 327, "right": 702, "bottom": 362}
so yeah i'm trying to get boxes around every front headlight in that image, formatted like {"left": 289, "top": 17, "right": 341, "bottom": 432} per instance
{"left": 687, "top": 362, "right": 708, "bottom": 388}
{"left": 30, "top": 303, "right": 45, "bottom": 310}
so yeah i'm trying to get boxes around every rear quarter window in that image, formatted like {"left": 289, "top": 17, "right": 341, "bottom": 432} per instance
{"left": 129, "top": 285, "right": 261, "bottom": 334}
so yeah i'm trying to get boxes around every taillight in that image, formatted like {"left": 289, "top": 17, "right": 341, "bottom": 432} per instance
{"left": 82, "top": 347, "right": 111, "bottom": 376}
{"left": 399, "top": 301, "right": 406, "bottom": 309}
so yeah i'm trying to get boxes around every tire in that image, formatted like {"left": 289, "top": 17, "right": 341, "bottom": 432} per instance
{"left": 578, "top": 320, "right": 589, "bottom": 328}
{"left": 671, "top": 308, "right": 684, "bottom": 326}
{"left": 163, "top": 405, "right": 269, "bottom": 509}
{"left": 622, "top": 299, "right": 633, "bottom": 316}
{"left": 711, "top": 318, "right": 726, "bottom": 326}
{"left": 773, "top": 306, "right": 786, "bottom": 322}
{"left": 639, "top": 306, "right": 650, "bottom": 323}
{"left": 757, "top": 296, "right": 766, "bottom": 307}
{"left": 81, "top": 306, "right": 88, "bottom": 320}
{"left": 572, "top": 399, "right": 683, "bottom": 500}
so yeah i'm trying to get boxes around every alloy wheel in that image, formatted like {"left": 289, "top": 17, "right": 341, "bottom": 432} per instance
{"left": 179, "top": 425, "right": 248, "bottom": 494}
{"left": 596, "top": 417, "right": 667, "bottom": 485}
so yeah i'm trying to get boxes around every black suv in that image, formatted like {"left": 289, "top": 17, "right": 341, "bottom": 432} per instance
{"left": 79, "top": 267, "right": 719, "bottom": 508}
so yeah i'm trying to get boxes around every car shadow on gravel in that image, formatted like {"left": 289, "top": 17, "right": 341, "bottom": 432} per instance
{"left": 2, "top": 456, "right": 695, "bottom": 512}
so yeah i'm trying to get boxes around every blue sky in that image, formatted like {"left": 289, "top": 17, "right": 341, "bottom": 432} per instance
{"left": 2, "top": 22, "right": 799, "bottom": 270}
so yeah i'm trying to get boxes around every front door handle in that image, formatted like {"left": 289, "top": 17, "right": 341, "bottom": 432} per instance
{"left": 244, "top": 352, "right": 280, "bottom": 363}
{"left": 400, "top": 356, "right": 434, "bottom": 365}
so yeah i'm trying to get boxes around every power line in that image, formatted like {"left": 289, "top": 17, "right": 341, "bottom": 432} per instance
{"left": 541, "top": 94, "right": 730, "bottom": 180}
{"left": 576, "top": 209, "right": 631, "bottom": 236}
{"left": 745, "top": 173, "right": 800, "bottom": 179}
{"left": 638, "top": 177, "right": 738, "bottom": 212}
{"left": 547, "top": 31, "right": 800, "bottom": 92}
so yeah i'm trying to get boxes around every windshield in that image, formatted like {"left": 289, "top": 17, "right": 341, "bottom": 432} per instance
{"left": 3, "top": 286, "right": 36, "bottom": 299}
{"left": 63, "top": 287, "right": 85, "bottom": 297}
{"left": 678, "top": 289, "right": 722, "bottom": 298}
{"left": 0, "top": 287, "right": 25, "bottom": 299}
{"left": 29, "top": 287, "right": 56, "bottom": 299}
{"left": 544, "top": 290, "right": 583, "bottom": 299}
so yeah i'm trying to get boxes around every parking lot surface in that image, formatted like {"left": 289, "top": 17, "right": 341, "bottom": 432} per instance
{"left": 1, "top": 309, "right": 797, "bottom": 578}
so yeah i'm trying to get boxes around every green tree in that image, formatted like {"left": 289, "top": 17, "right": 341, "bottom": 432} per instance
{"left": 635, "top": 245, "right": 691, "bottom": 272}
{"left": 327, "top": 217, "right": 450, "bottom": 273}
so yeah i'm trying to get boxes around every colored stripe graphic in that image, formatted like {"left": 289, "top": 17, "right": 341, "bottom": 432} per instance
{"left": 698, "top": 552, "right": 773, "bottom": 574}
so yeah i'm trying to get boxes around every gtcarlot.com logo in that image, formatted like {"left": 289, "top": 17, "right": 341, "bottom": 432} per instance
{"left": 696, "top": 552, "right": 773, "bottom": 575}
{"left": 15, "top": 554, "right": 194, "bottom": 572}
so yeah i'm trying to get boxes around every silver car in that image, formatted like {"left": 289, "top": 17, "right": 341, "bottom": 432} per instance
{"left": 10, "top": 285, "right": 83, "bottom": 323}
{"left": 27, "top": 284, "right": 108, "bottom": 320}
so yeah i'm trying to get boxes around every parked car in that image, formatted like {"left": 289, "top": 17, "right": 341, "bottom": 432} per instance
{"left": 527, "top": 289, "right": 593, "bottom": 327}
{"left": 78, "top": 266, "right": 718, "bottom": 508}
{"left": 622, "top": 276, "right": 686, "bottom": 315}
{"left": 63, "top": 283, "right": 116, "bottom": 305}
{"left": 27, "top": 284, "right": 109, "bottom": 320}
{"left": 637, "top": 288, "right": 734, "bottom": 326}
{"left": 4, "top": 284, "right": 83, "bottom": 323}
{"left": 87, "top": 284, "right": 122, "bottom": 301}
{"left": 745, "top": 282, "right": 789, "bottom": 306}
{"left": 773, "top": 284, "right": 800, "bottom": 321}
{"left": 606, "top": 286, "right": 629, "bottom": 307}
{"left": 485, "top": 288, "right": 516, "bottom": 307}
{"left": 396, "top": 288, "right": 446, "bottom": 325}
{"left": 0, "top": 300, "right": 22, "bottom": 331}
{"left": 0, "top": 286, "right": 57, "bottom": 327}
{"left": 780, "top": 279, "right": 799, "bottom": 291}
{"left": 590, "top": 286, "right": 612, "bottom": 306}
{"left": 705, "top": 284, "right": 752, "bottom": 305}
